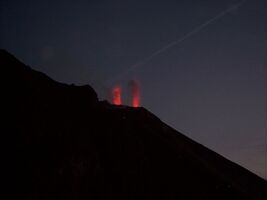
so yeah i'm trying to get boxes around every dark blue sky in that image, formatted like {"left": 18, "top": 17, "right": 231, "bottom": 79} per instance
{"left": 1, "top": 0, "right": 266, "bottom": 179}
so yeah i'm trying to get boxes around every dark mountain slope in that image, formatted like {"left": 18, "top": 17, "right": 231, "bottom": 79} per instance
{"left": 2, "top": 49, "right": 267, "bottom": 199}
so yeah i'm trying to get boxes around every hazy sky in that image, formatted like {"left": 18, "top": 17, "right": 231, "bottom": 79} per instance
{"left": 1, "top": 0, "right": 266, "bottom": 179}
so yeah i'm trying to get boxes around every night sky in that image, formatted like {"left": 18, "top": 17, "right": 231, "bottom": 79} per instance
{"left": 1, "top": 0, "right": 266, "bottom": 179}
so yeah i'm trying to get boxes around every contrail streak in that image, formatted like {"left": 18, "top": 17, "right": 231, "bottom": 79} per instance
{"left": 109, "top": 0, "right": 246, "bottom": 83}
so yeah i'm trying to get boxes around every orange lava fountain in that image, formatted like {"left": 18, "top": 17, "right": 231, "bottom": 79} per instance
{"left": 129, "top": 80, "right": 140, "bottom": 107}
{"left": 112, "top": 85, "right": 122, "bottom": 105}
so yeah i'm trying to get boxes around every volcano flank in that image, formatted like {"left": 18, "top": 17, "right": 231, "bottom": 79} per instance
{"left": 2, "top": 49, "right": 267, "bottom": 199}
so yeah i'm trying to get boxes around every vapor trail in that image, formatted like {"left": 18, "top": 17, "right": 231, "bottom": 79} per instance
{"left": 109, "top": 0, "right": 246, "bottom": 83}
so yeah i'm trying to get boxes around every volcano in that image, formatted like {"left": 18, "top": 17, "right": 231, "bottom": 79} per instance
{"left": 2, "top": 49, "right": 267, "bottom": 199}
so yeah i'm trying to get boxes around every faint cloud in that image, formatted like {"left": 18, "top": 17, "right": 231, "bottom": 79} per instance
{"left": 40, "top": 46, "right": 55, "bottom": 61}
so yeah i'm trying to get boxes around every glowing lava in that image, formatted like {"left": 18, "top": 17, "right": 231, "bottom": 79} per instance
{"left": 129, "top": 80, "right": 140, "bottom": 107}
{"left": 112, "top": 85, "right": 122, "bottom": 105}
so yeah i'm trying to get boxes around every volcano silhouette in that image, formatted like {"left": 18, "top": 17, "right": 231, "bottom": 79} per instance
{"left": 2, "top": 49, "right": 267, "bottom": 199}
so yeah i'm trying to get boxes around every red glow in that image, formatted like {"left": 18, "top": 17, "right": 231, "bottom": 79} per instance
{"left": 112, "top": 85, "right": 122, "bottom": 105}
{"left": 132, "top": 95, "right": 140, "bottom": 107}
{"left": 129, "top": 80, "right": 140, "bottom": 107}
